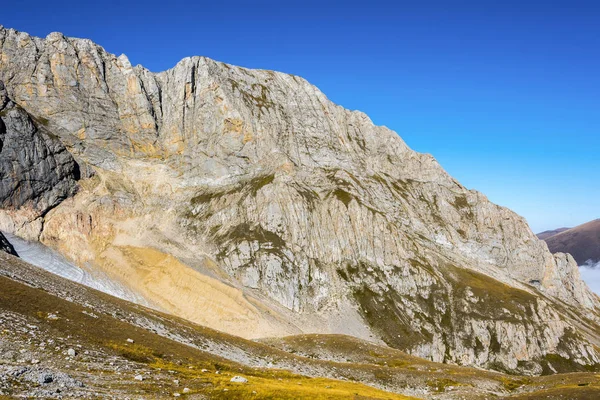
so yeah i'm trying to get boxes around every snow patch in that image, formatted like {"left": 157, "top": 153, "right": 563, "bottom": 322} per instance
{"left": 3, "top": 232, "right": 149, "bottom": 306}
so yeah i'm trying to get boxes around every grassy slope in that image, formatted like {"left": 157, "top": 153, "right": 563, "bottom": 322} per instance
{"left": 2, "top": 252, "right": 600, "bottom": 399}
{"left": 544, "top": 219, "right": 600, "bottom": 264}
{"left": 0, "top": 273, "right": 414, "bottom": 400}
{"left": 537, "top": 228, "right": 570, "bottom": 241}
{"left": 264, "top": 335, "right": 600, "bottom": 399}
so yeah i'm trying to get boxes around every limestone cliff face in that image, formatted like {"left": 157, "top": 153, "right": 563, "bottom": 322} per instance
{"left": 1, "top": 26, "right": 599, "bottom": 374}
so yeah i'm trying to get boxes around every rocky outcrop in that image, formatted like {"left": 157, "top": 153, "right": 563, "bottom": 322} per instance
{"left": 0, "top": 79, "right": 79, "bottom": 239}
{"left": 0, "top": 26, "right": 599, "bottom": 374}
{"left": 0, "top": 231, "right": 17, "bottom": 256}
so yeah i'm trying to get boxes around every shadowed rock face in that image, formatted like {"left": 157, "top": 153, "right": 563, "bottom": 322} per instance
{"left": 0, "top": 80, "right": 79, "bottom": 238}
{"left": 0, "top": 25, "right": 599, "bottom": 374}
{"left": 0, "top": 231, "right": 17, "bottom": 256}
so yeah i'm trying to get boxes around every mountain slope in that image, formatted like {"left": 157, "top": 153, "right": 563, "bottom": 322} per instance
{"left": 537, "top": 228, "right": 570, "bottom": 241}
{"left": 0, "top": 26, "right": 599, "bottom": 375}
{"left": 543, "top": 219, "right": 600, "bottom": 265}
{"left": 2, "top": 250, "right": 600, "bottom": 399}
{"left": 0, "top": 250, "right": 417, "bottom": 399}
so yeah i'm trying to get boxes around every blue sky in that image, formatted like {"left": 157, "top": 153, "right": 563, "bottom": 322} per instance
{"left": 2, "top": 0, "right": 598, "bottom": 233}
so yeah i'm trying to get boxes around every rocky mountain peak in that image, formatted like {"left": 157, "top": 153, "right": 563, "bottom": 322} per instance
{"left": 1, "top": 27, "right": 599, "bottom": 375}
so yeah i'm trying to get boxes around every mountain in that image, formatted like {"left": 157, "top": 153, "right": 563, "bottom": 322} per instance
{"left": 542, "top": 219, "right": 600, "bottom": 265}
{"left": 2, "top": 248, "right": 600, "bottom": 399}
{"left": 1, "top": 26, "right": 599, "bottom": 376}
{"left": 537, "top": 228, "right": 570, "bottom": 241}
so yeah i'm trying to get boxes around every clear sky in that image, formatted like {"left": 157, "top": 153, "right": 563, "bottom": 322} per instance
{"left": 2, "top": 0, "right": 598, "bottom": 233}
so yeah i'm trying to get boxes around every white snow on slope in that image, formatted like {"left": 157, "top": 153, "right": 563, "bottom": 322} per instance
{"left": 3, "top": 232, "right": 150, "bottom": 306}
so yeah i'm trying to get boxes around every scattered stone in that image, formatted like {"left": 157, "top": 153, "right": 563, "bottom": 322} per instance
{"left": 38, "top": 373, "right": 54, "bottom": 384}
{"left": 183, "top": 388, "right": 191, "bottom": 393}
{"left": 230, "top": 376, "right": 248, "bottom": 383}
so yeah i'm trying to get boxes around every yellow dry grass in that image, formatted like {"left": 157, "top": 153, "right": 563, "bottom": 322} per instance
{"left": 98, "top": 245, "right": 280, "bottom": 337}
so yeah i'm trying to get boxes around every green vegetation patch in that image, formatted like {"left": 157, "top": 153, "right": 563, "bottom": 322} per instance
{"left": 0, "top": 275, "right": 416, "bottom": 400}
{"left": 248, "top": 173, "right": 275, "bottom": 196}
{"left": 213, "top": 223, "right": 289, "bottom": 262}
{"left": 541, "top": 353, "right": 600, "bottom": 375}
{"left": 215, "top": 223, "right": 286, "bottom": 248}
{"left": 451, "top": 194, "right": 475, "bottom": 221}
{"left": 333, "top": 188, "right": 354, "bottom": 208}
{"left": 501, "top": 376, "right": 532, "bottom": 391}
{"left": 447, "top": 265, "right": 537, "bottom": 321}
{"left": 426, "top": 378, "right": 463, "bottom": 393}
{"left": 353, "top": 285, "right": 432, "bottom": 351}
{"left": 452, "top": 194, "right": 469, "bottom": 209}
{"left": 230, "top": 79, "right": 275, "bottom": 114}
{"left": 293, "top": 185, "right": 320, "bottom": 211}
{"left": 190, "top": 174, "right": 275, "bottom": 207}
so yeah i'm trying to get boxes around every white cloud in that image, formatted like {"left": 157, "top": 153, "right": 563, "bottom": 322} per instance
{"left": 580, "top": 261, "right": 600, "bottom": 295}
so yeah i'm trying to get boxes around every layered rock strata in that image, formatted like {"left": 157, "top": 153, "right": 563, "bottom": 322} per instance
{"left": 0, "top": 26, "right": 598, "bottom": 374}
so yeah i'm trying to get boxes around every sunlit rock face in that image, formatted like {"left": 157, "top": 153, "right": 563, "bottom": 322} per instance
{"left": 1, "top": 25, "right": 599, "bottom": 375}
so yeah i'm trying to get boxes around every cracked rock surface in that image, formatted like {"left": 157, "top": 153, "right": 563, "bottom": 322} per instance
{"left": 0, "top": 79, "right": 79, "bottom": 239}
{"left": 0, "top": 25, "right": 599, "bottom": 375}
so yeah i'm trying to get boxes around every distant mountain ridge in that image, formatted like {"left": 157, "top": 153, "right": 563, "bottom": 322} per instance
{"left": 541, "top": 219, "right": 600, "bottom": 265}
{"left": 537, "top": 227, "right": 570, "bottom": 241}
